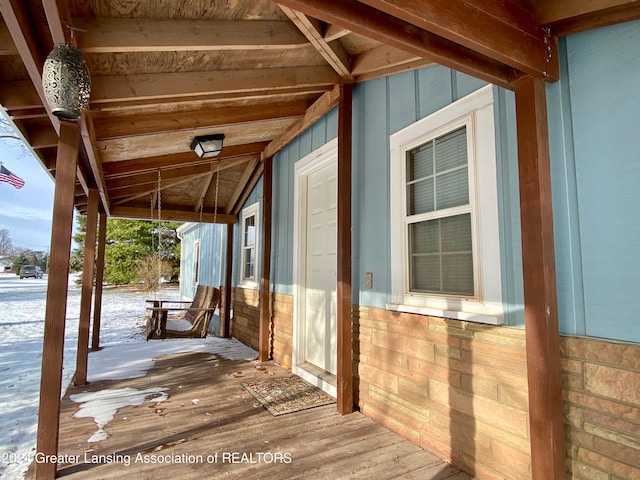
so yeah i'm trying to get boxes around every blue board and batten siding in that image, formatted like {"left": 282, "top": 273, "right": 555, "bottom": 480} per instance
{"left": 229, "top": 20, "right": 640, "bottom": 343}
{"left": 548, "top": 21, "right": 640, "bottom": 342}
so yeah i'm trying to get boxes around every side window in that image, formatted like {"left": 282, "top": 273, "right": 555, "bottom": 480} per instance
{"left": 239, "top": 202, "right": 260, "bottom": 289}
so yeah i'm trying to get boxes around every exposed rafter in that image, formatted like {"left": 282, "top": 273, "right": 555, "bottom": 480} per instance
{"left": 274, "top": 0, "right": 515, "bottom": 88}
{"left": 279, "top": 6, "right": 353, "bottom": 80}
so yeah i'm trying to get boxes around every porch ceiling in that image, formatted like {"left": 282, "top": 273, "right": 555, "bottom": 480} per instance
{"left": 1, "top": 0, "right": 639, "bottom": 222}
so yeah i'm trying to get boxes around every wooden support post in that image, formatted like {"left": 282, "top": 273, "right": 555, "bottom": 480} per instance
{"left": 74, "top": 188, "right": 99, "bottom": 385}
{"left": 514, "top": 76, "right": 565, "bottom": 480}
{"left": 336, "top": 83, "right": 354, "bottom": 414}
{"left": 259, "top": 157, "right": 273, "bottom": 361}
{"left": 35, "top": 121, "right": 80, "bottom": 480}
{"left": 91, "top": 212, "right": 107, "bottom": 351}
{"left": 222, "top": 223, "right": 234, "bottom": 337}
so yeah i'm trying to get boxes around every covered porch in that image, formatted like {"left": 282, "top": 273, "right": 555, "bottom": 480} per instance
{"left": 28, "top": 337, "right": 473, "bottom": 480}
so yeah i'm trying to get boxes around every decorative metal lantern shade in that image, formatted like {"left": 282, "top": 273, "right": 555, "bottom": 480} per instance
{"left": 42, "top": 44, "right": 91, "bottom": 120}
{"left": 190, "top": 134, "right": 225, "bottom": 158}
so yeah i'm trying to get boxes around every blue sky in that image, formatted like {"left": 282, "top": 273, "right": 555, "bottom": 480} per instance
{"left": 0, "top": 115, "right": 56, "bottom": 252}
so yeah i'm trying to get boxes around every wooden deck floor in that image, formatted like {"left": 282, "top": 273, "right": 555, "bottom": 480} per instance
{"left": 31, "top": 340, "right": 474, "bottom": 479}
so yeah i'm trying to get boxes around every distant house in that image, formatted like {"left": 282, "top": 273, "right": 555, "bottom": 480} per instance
{"left": 183, "top": 20, "right": 640, "bottom": 480}
{"left": 0, "top": 256, "right": 12, "bottom": 272}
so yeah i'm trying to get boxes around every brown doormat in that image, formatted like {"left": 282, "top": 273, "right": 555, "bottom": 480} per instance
{"left": 243, "top": 376, "right": 335, "bottom": 416}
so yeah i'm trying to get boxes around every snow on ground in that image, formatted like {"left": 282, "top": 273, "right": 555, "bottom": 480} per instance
{"left": 0, "top": 274, "right": 253, "bottom": 479}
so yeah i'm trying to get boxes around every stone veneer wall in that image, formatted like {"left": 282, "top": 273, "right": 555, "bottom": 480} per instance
{"left": 271, "top": 293, "right": 293, "bottom": 369}
{"left": 231, "top": 289, "right": 293, "bottom": 367}
{"left": 353, "top": 306, "right": 532, "bottom": 480}
{"left": 561, "top": 335, "right": 640, "bottom": 480}
{"left": 231, "top": 287, "right": 259, "bottom": 351}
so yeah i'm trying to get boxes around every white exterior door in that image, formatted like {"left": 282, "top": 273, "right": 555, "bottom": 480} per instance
{"left": 292, "top": 139, "right": 338, "bottom": 397}
{"left": 304, "top": 161, "right": 338, "bottom": 375}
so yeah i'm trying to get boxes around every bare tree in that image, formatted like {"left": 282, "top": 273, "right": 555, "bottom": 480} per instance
{"left": 0, "top": 228, "right": 13, "bottom": 256}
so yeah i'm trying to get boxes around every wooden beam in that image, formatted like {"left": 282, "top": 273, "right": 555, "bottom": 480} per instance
{"left": 74, "top": 189, "right": 99, "bottom": 386}
{"left": 7, "top": 107, "right": 48, "bottom": 120}
{"left": 110, "top": 174, "right": 206, "bottom": 203}
{"left": 324, "top": 24, "right": 351, "bottom": 42}
{"left": 89, "top": 67, "right": 341, "bottom": 105}
{"left": 225, "top": 158, "right": 259, "bottom": 212}
{"left": 73, "top": 18, "right": 309, "bottom": 52}
{"left": 355, "top": 58, "right": 436, "bottom": 83}
{"left": 544, "top": 2, "right": 640, "bottom": 35}
{"left": 274, "top": 0, "right": 514, "bottom": 89}
{"left": 110, "top": 205, "right": 236, "bottom": 224}
{"left": 35, "top": 121, "right": 80, "bottom": 480}
{"left": 280, "top": 6, "right": 354, "bottom": 80}
{"left": 230, "top": 161, "right": 264, "bottom": 215}
{"left": 194, "top": 172, "right": 215, "bottom": 213}
{"left": 263, "top": 85, "right": 341, "bottom": 159}
{"left": 42, "top": 0, "right": 73, "bottom": 45}
{"left": 358, "top": 0, "right": 558, "bottom": 80}
{"left": 80, "top": 111, "right": 111, "bottom": 215}
{"left": 102, "top": 142, "right": 268, "bottom": 177}
{"left": 97, "top": 118, "right": 298, "bottom": 162}
{"left": 91, "top": 212, "right": 107, "bottom": 351}
{"left": 336, "top": 84, "right": 353, "bottom": 415}
{"left": 351, "top": 44, "right": 422, "bottom": 77}
{"left": 533, "top": 0, "right": 640, "bottom": 24}
{"left": 92, "top": 100, "right": 311, "bottom": 140}
{"left": 259, "top": 156, "right": 273, "bottom": 362}
{"left": 222, "top": 223, "right": 234, "bottom": 338}
{"left": 513, "top": 75, "right": 565, "bottom": 480}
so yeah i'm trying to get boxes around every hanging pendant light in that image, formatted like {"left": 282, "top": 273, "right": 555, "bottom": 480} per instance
{"left": 42, "top": 44, "right": 91, "bottom": 120}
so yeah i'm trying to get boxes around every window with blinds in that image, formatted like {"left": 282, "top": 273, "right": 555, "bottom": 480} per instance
{"left": 405, "top": 126, "right": 474, "bottom": 296}
{"left": 239, "top": 202, "right": 260, "bottom": 288}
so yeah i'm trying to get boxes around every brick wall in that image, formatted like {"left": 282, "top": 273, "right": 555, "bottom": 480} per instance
{"left": 231, "top": 287, "right": 259, "bottom": 350}
{"left": 354, "top": 306, "right": 532, "bottom": 480}
{"left": 561, "top": 335, "right": 640, "bottom": 480}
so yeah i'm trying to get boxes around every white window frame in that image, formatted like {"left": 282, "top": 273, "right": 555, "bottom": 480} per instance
{"left": 192, "top": 239, "right": 201, "bottom": 286}
{"left": 389, "top": 85, "right": 503, "bottom": 325}
{"left": 238, "top": 202, "right": 260, "bottom": 289}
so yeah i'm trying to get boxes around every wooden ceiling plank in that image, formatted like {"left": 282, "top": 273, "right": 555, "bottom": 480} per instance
{"left": 279, "top": 6, "right": 354, "bottom": 80}
{"left": 356, "top": 0, "right": 558, "bottom": 80}
{"left": 93, "top": 100, "right": 312, "bottom": 140}
{"left": 98, "top": 118, "right": 298, "bottom": 163}
{"left": 107, "top": 162, "right": 229, "bottom": 190}
{"left": 0, "top": 81, "right": 42, "bottom": 110}
{"left": 28, "top": 125, "right": 58, "bottom": 149}
{"left": 102, "top": 142, "right": 267, "bottom": 176}
{"left": 110, "top": 205, "right": 236, "bottom": 224}
{"left": 351, "top": 44, "right": 422, "bottom": 76}
{"left": 274, "top": 0, "right": 513, "bottom": 88}
{"left": 263, "top": 84, "right": 341, "bottom": 159}
{"left": 89, "top": 85, "right": 333, "bottom": 112}
{"left": 73, "top": 18, "right": 309, "bottom": 53}
{"left": 89, "top": 66, "right": 341, "bottom": 105}
{"left": 111, "top": 174, "right": 205, "bottom": 203}
{"left": 0, "top": 23, "right": 18, "bottom": 55}
{"left": 225, "top": 158, "right": 259, "bottom": 212}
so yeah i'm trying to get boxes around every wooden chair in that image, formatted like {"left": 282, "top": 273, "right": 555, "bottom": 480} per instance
{"left": 146, "top": 285, "right": 220, "bottom": 340}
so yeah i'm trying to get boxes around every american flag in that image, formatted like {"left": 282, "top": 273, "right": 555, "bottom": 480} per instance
{"left": 0, "top": 165, "right": 25, "bottom": 189}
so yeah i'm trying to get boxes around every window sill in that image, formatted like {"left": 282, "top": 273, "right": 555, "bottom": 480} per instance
{"left": 237, "top": 280, "right": 258, "bottom": 290}
{"left": 386, "top": 302, "right": 503, "bottom": 326}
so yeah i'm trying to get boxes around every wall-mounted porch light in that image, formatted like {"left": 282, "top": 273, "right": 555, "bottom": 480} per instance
{"left": 190, "top": 134, "right": 225, "bottom": 158}
{"left": 42, "top": 44, "right": 91, "bottom": 121}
